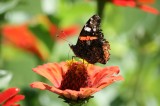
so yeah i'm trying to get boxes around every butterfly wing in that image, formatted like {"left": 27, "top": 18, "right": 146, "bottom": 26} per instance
{"left": 70, "top": 15, "right": 110, "bottom": 64}
{"left": 79, "top": 15, "right": 101, "bottom": 37}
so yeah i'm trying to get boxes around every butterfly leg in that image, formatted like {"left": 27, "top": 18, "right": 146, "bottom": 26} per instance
{"left": 82, "top": 59, "right": 84, "bottom": 64}
{"left": 86, "top": 62, "right": 89, "bottom": 67}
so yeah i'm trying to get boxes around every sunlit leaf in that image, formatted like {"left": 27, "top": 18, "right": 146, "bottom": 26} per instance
{"left": 0, "top": 70, "right": 12, "bottom": 89}
{"left": 0, "top": 0, "right": 18, "bottom": 14}
{"left": 29, "top": 24, "right": 54, "bottom": 52}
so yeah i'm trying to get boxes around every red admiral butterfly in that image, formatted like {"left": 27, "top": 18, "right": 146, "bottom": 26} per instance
{"left": 69, "top": 15, "right": 110, "bottom": 64}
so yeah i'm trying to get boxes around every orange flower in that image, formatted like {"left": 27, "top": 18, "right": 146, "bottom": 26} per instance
{"left": 49, "top": 24, "right": 79, "bottom": 40}
{"left": 30, "top": 61, "right": 123, "bottom": 102}
{"left": 1, "top": 24, "right": 49, "bottom": 61}
{"left": 56, "top": 25, "right": 80, "bottom": 39}
{"left": 138, "top": 0, "right": 155, "bottom": 4}
{"left": 0, "top": 87, "right": 25, "bottom": 106}
{"left": 112, "top": 0, "right": 159, "bottom": 14}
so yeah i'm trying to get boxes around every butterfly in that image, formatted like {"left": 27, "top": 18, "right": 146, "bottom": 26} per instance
{"left": 69, "top": 15, "right": 110, "bottom": 64}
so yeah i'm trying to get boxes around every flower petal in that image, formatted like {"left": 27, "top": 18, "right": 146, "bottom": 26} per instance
{"left": 0, "top": 88, "right": 20, "bottom": 104}
{"left": 30, "top": 82, "right": 63, "bottom": 96}
{"left": 32, "top": 63, "right": 64, "bottom": 87}
{"left": 2, "top": 95, "right": 25, "bottom": 106}
{"left": 96, "top": 76, "right": 124, "bottom": 89}
{"left": 112, "top": 0, "right": 159, "bottom": 15}
{"left": 63, "top": 90, "right": 79, "bottom": 100}
{"left": 59, "top": 88, "right": 99, "bottom": 100}
{"left": 112, "top": 0, "right": 136, "bottom": 7}
{"left": 10, "top": 104, "right": 20, "bottom": 106}
{"left": 30, "top": 82, "right": 47, "bottom": 90}
{"left": 61, "top": 90, "right": 71, "bottom": 99}
{"left": 60, "top": 88, "right": 96, "bottom": 100}
{"left": 87, "top": 64, "right": 102, "bottom": 76}
{"left": 55, "top": 88, "right": 98, "bottom": 100}
{"left": 138, "top": 0, "right": 155, "bottom": 4}
{"left": 1, "top": 25, "right": 47, "bottom": 60}
{"left": 91, "top": 66, "right": 120, "bottom": 86}
{"left": 79, "top": 88, "right": 99, "bottom": 98}
{"left": 138, "top": 5, "right": 159, "bottom": 15}
{"left": 59, "top": 62, "right": 68, "bottom": 74}
{"left": 58, "top": 25, "right": 79, "bottom": 39}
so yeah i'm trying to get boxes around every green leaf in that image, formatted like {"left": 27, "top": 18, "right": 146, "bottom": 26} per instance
{"left": 59, "top": 96, "right": 93, "bottom": 106}
{"left": 0, "top": 70, "right": 12, "bottom": 89}
{"left": 48, "top": 15, "right": 60, "bottom": 26}
{"left": 29, "top": 24, "right": 55, "bottom": 52}
{"left": 0, "top": 0, "right": 18, "bottom": 14}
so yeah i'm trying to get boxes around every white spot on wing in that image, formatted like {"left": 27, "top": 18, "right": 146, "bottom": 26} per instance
{"left": 84, "top": 27, "right": 91, "bottom": 32}
{"left": 86, "top": 40, "right": 91, "bottom": 45}
{"left": 93, "top": 27, "right": 96, "bottom": 32}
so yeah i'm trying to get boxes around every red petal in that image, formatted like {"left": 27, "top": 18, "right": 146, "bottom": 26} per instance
{"left": 11, "top": 104, "right": 20, "bottom": 106}
{"left": 32, "top": 63, "right": 63, "bottom": 88}
{"left": 30, "top": 81, "right": 63, "bottom": 96}
{"left": 2, "top": 95, "right": 25, "bottom": 106}
{"left": 138, "top": 0, "right": 155, "bottom": 4}
{"left": 91, "top": 66, "right": 120, "bottom": 86}
{"left": 59, "top": 25, "right": 79, "bottom": 38}
{"left": 87, "top": 64, "right": 102, "bottom": 77}
{"left": 63, "top": 90, "right": 78, "bottom": 100}
{"left": 112, "top": 0, "right": 136, "bottom": 7}
{"left": 0, "top": 88, "right": 20, "bottom": 104}
{"left": 96, "top": 76, "right": 124, "bottom": 89}
{"left": 49, "top": 24, "right": 58, "bottom": 36}
{"left": 139, "top": 5, "right": 159, "bottom": 14}
{"left": 1, "top": 25, "right": 47, "bottom": 61}
{"left": 30, "top": 82, "right": 50, "bottom": 90}
{"left": 12, "top": 104, "right": 20, "bottom": 106}
{"left": 79, "top": 88, "right": 99, "bottom": 99}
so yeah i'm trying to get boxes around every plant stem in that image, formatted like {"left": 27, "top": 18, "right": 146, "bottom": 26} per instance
{"left": 0, "top": 28, "right": 3, "bottom": 69}
{"left": 96, "top": 0, "right": 107, "bottom": 18}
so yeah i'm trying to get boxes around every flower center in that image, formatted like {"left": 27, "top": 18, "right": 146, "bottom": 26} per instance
{"left": 60, "top": 61, "right": 91, "bottom": 91}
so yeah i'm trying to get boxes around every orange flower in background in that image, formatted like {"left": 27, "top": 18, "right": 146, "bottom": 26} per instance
{"left": 49, "top": 24, "right": 80, "bottom": 40}
{"left": 56, "top": 25, "right": 80, "bottom": 40}
{"left": 1, "top": 24, "right": 49, "bottom": 61}
{"left": 111, "top": 0, "right": 159, "bottom": 14}
{"left": 0, "top": 88, "right": 25, "bottom": 106}
{"left": 30, "top": 60, "right": 123, "bottom": 102}
{"left": 138, "top": 0, "right": 155, "bottom": 4}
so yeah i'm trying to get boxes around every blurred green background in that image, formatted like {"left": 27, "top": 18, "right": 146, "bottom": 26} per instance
{"left": 0, "top": 0, "right": 160, "bottom": 106}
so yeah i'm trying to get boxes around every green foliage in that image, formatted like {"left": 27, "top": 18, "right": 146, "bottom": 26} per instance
{"left": 59, "top": 96, "right": 93, "bottom": 106}
{"left": 0, "top": 70, "right": 12, "bottom": 89}
{"left": 29, "top": 24, "right": 54, "bottom": 52}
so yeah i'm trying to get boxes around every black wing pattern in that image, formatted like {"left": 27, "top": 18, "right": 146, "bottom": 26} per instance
{"left": 69, "top": 15, "right": 110, "bottom": 64}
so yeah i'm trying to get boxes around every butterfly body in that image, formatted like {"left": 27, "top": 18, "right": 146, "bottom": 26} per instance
{"left": 69, "top": 15, "right": 110, "bottom": 64}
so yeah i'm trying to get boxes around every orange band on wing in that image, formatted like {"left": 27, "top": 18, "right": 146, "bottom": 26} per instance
{"left": 79, "top": 36, "right": 97, "bottom": 40}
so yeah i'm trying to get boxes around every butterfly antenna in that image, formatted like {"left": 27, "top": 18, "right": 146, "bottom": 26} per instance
{"left": 56, "top": 31, "right": 73, "bottom": 45}
{"left": 67, "top": 48, "right": 71, "bottom": 60}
